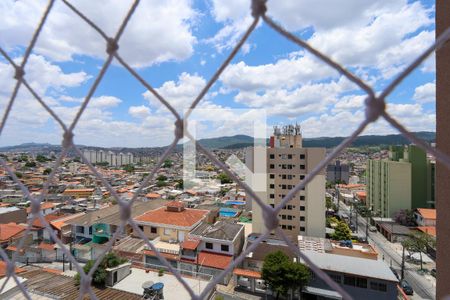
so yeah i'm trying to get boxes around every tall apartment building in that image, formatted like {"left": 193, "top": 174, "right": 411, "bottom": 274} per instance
{"left": 82, "top": 149, "right": 134, "bottom": 167}
{"left": 246, "top": 125, "right": 326, "bottom": 240}
{"left": 366, "top": 145, "right": 435, "bottom": 218}
{"left": 326, "top": 160, "right": 350, "bottom": 184}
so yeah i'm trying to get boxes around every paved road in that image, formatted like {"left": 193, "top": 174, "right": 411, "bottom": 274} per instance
{"left": 337, "top": 201, "right": 436, "bottom": 300}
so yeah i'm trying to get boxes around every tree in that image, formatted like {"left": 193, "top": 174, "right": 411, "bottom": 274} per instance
{"left": 325, "top": 196, "right": 333, "bottom": 210}
{"left": 332, "top": 221, "right": 352, "bottom": 241}
{"left": 24, "top": 161, "right": 36, "bottom": 168}
{"left": 162, "top": 159, "right": 173, "bottom": 168}
{"left": 326, "top": 216, "right": 339, "bottom": 228}
{"left": 217, "top": 172, "right": 232, "bottom": 184}
{"left": 14, "top": 172, "right": 23, "bottom": 179}
{"left": 156, "top": 180, "right": 167, "bottom": 187}
{"left": 394, "top": 209, "right": 416, "bottom": 226}
{"left": 123, "top": 164, "right": 135, "bottom": 173}
{"left": 262, "top": 251, "right": 310, "bottom": 299}
{"left": 156, "top": 175, "right": 167, "bottom": 181}
{"left": 402, "top": 232, "right": 435, "bottom": 270}
{"left": 36, "top": 154, "right": 48, "bottom": 163}
{"left": 74, "top": 252, "right": 127, "bottom": 286}
{"left": 43, "top": 168, "right": 52, "bottom": 175}
{"left": 175, "top": 179, "right": 183, "bottom": 190}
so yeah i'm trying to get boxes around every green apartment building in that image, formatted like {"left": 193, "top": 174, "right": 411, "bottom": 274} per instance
{"left": 366, "top": 145, "right": 435, "bottom": 218}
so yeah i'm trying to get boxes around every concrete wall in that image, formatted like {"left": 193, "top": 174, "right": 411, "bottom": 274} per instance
{"left": 386, "top": 162, "right": 411, "bottom": 217}
{"left": 308, "top": 270, "right": 397, "bottom": 300}
{"left": 0, "top": 209, "right": 26, "bottom": 224}
{"left": 105, "top": 263, "right": 132, "bottom": 287}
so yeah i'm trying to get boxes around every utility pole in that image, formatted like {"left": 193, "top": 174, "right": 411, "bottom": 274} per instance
{"left": 62, "top": 253, "right": 65, "bottom": 272}
{"left": 401, "top": 244, "right": 405, "bottom": 280}
{"left": 69, "top": 241, "right": 73, "bottom": 270}
{"left": 365, "top": 210, "right": 370, "bottom": 242}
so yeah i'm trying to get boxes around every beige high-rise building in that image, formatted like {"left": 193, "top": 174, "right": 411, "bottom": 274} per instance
{"left": 246, "top": 125, "right": 326, "bottom": 240}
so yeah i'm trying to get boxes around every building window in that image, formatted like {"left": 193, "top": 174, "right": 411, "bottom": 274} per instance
{"left": 270, "top": 204, "right": 275, "bottom": 208}
{"left": 356, "top": 278, "right": 367, "bottom": 288}
{"left": 270, "top": 184, "right": 274, "bottom": 189}
{"left": 281, "top": 215, "right": 286, "bottom": 219}
{"left": 287, "top": 225, "right": 293, "bottom": 230}
{"left": 269, "top": 154, "right": 275, "bottom": 159}
{"left": 287, "top": 174, "right": 293, "bottom": 179}
{"left": 287, "top": 154, "right": 292, "bottom": 159}
{"left": 300, "top": 165, "right": 306, "bottom": 170}
{"left": 300, "top": 154, "right": 305, "bottom": 159}
{"left": 300, "top": 216, "right": 305, "bottom": 221}
{"left": 344, "top": 276, "right": 356, "bottom": 286}
{"left": 300, "top": 206, "right": 305, "bottom": 211}
{"left": 287, "top": 215, "right": 293, "bottom": 220}
{"left": 221, "top": 244, "right": 229, "bottom": 252}
{"left": 270, "top": 164, "right": 275, "bottom": 169}
{"left": 205, "top": 242, "right": 213, "bottom": 249}
{"left": 270, "top": 174, "right": 275, "bottom": 179}
{"left": 287, "top": 205, "right": 292, "bottom": 210}
{"left": 138, "top": 225, "right": 144, "bottom": 232}
{"left": 281, "top": 225, "right": 286, "bottom": 229}
{"left": 89, "top": 226, "right": 92, "bottom": 235}
{"left": 164, "top": 228, "right": 172, "bottom": 235}
{"left": 151, "top": 227, "right": 157, "bottom": 234}
{"left": 370, "top": 282, "right": 387, "bottom": 292}
{"left": 300, "top": 226, "right": 305, "bottom": 231}
{"left": 300, "top": 175, "right": 305, "bottom": 180}
{"left": 300, "top": 196, "right": 305, "bottom": 201}
{"left": 270, "top": 194, "right": 275, "bottom": 199}
{"left": 329, "top": 273, "right": 341, "bottom": 284}
{"left": 76, "top": 226, "right": 84, "bottom": 234}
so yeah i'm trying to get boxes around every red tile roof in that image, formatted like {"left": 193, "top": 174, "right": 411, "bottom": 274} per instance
{"left": 26, "top": 202, "right": 56, "bottom": 213}
{"left": 145, "top": 193, "right": 160, "bottom": 199}
{"left": 32, "top": 213, "right": 66, "bottom": 228}
{"left": 38, "top": 242, "right": 55, "bottom": 251}
{"left": 417, "top": 208, "right": 436, "bottom": 220}
{"left": 181, "top": 239, "right": 200, "bottom": 250}
{"left": 135, "top": 207, "right": 208, "bottom": 228}
{"left": 166, "top": 201, "right": 184, "bottom": 208}
{"left": 143, "top": 249, "right": 179, "bottom": 261}
{"left": 417, "top": 226, "right": 436, "bottom": 237}
{"left": 0, "top": 261, "right": 25, "bottom": 278}
{"left": 197, "top": 251, "right": 232, "bottom": 270}
{"left": 233, "top": 268, "right": 261, "bottom": 279}
{"left": 0, "top": 223, "right": 26, "bottom": 242}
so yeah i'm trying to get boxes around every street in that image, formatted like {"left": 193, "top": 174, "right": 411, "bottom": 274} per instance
{"left": 337, "top": 200, "right": 436, "bottom": 300}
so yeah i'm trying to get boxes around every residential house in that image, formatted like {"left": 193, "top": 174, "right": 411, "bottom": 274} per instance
{"left": 180, "top": 221, "right": 245, "bottom": 284}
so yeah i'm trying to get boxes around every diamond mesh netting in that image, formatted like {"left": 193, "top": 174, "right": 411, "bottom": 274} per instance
{"left": 0, "top": 0, "right": 449, "bottom": 299}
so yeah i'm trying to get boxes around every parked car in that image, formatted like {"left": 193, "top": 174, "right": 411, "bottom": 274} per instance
{"left": 390, "top": 267, "right": 400, "bottom": 280}
{"left": 430, "top": 268, "right": 436, "bottom": 277}
{"left": 400, "top": 280, "right": 414, "bottom": 295}
{"left": 369, "top": 226, "right": 377, "bottom": 232}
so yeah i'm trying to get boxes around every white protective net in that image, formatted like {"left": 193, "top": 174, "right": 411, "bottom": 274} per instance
{"left": 0, "top": 0, "right": 449, "bottom": 299}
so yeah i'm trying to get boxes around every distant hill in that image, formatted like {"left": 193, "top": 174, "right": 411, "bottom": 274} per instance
{"left": 0, "top": 132, "right": 435, "bottom": 152}
{"left": 303, "top": 131, "right": 435, "bottom": 148}
{"left": 195, "top": 131, "right": 436, "bottom": 149}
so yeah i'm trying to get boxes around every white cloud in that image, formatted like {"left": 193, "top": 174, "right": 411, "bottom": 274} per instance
{"left": 0, "top": 0, "right": 197, "bottom": 67}
{"left": 300, "top": 102, "right": 434, "bottom": 138}
{"left": 128, "top": 105, "right": 151, "bottom": 118}
{"left": 0, "top": 54, "right": 89, "bottom": 96}
{"left": 307, "top": 1, "right": 433, "bottom": 77}
{"left": 413, "top": 82, "right": 435, "bottom": 103}
{"left": 221, "top": 51, "right": 337, "bottom": 91}
{"left": 143, "top": 72, "right": 206, "bottom": 114}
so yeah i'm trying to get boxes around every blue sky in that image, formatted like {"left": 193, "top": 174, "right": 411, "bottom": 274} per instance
{"left": 0, "top": 0, "right": 437, "bottom": 147}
